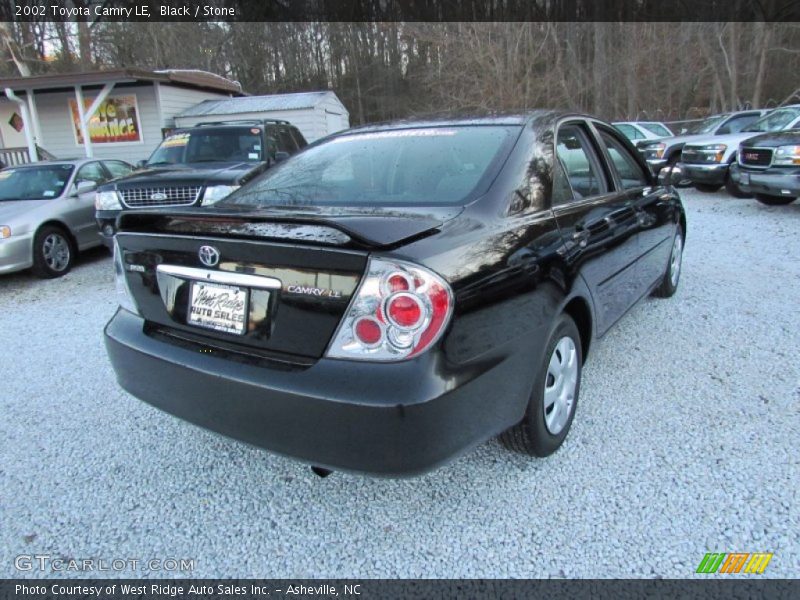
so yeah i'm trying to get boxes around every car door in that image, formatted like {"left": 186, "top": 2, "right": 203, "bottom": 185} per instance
{"left": 593, "top": 123, "right": 676, "bottom": 298}
{"left": 69, "top": 161, "right": 109, "bottom": 247}
{"left": 552, "top": 120, "right": 642, "bottom": 334}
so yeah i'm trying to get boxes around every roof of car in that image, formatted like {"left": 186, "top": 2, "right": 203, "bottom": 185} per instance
{"left": 4, "top": 159, "right": 96, "bottom": 169}
{"left": 341, "top": 110, "right": 569, "bottom": 134}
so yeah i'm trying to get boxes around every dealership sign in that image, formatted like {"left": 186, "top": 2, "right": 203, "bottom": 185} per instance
{"left": 69, "top": 95, "right": 142, "bottom": 144}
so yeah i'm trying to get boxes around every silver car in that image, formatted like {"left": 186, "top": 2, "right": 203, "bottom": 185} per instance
{"left": 0, "top": 158, "right": 133, "bottom": 278}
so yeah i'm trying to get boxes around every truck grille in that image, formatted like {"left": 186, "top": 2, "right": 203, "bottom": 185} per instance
{"left": 739, "top": 148, "right": 773, "bottom": 168}
{"left": 681, "top": 147, "right": 717, "bottom": 164}
{"left": 120, "top": 186, "right": 202, "bottom": 208}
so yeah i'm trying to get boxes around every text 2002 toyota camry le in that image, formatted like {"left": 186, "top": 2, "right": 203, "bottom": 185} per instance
{"left": 105, "top": 112, "right": 686, "bottom": 476}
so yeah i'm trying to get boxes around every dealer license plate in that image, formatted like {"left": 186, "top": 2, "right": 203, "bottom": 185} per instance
{"left": 188, "top": 281, "right": 248, "bottom": 335}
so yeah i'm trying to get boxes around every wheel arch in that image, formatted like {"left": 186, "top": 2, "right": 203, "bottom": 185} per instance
{"left": 562, "top": 295, "right": 593, "bottom": 362}
{"left": 34, "top": 220, "right": 78, "bottom": 251}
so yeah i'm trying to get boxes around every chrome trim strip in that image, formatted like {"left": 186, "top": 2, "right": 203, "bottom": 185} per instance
{"left": 156, "top": 264, "right": 282, "bottom": 289}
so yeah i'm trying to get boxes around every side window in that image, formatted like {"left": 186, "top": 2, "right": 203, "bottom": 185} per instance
{"left": 276, "top": 126, "right": 298, "bottom": 153}
{"left": 555, "top": 124, "right": 608, "bottom": 201}
{"left": 75, "top": 162, "right": 108, "bottom": 185}
{"left": 103, "top": 161, "right": 133, "bottom": 178}
{"left": 723, "top": 114, "right": 760, "bottom": 134}
{"left": 598, "top": 131, "right": 650, "bottom": 190}
{"left": 615, "top": 124, "right": 642, "bottom": 140}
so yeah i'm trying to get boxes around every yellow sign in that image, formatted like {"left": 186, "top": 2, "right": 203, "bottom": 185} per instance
{"left": 69, "top": 95, "right": 142, "bottom": 144}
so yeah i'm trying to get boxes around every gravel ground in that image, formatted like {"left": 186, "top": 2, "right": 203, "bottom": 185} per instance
{"left": 1, "top": 189, "right": 798, "bottom": 579}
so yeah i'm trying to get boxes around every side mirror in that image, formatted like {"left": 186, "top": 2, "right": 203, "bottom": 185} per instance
{"left": 136, "top": 160, "right": 148, "bottom": 169}
{"left": 274, "top": 151, "right": 290, "bottom": 163}
{"left": 74, "top": 180, "right": 96, "bottom": 196}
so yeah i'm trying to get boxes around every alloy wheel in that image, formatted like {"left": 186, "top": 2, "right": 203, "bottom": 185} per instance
{"left": 43, "top": 233, "right": 71, "bottom": 272}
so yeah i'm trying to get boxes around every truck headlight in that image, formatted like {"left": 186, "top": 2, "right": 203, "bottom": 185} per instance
{"left": 642, "top": 142, "right": 666, "bottom": 160}
{"left": 200, "top": 185, "right": 239, "bottom": 206}
{"left": 773, "top": 145, "right": 800, "bottom": 166}
{"left": 95, "top": 191, "right": 123, "bottom": 210}
{"left": 700, "top": 144, "right": 727, "bottom": 163}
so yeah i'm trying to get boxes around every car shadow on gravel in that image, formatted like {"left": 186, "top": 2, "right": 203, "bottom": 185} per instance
{"left": 0, "top": 245, "right": 111, "bottom": 289}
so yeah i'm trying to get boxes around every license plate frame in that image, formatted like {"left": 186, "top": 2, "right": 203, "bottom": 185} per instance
{"left": 187, "top": 280, "right": 249, "bottom": 336}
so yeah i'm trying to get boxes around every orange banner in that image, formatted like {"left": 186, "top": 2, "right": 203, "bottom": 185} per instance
{"left": 69, "top": 95, "right": 142, "bottom": 144}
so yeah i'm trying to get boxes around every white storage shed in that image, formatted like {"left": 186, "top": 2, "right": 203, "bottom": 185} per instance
{"left": 174, "top": 92, "right": 350, "bottom": 143}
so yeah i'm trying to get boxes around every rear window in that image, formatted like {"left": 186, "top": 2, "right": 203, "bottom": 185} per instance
{"left": 222, "top": 126, "right": 519, "bottom": 207}
{"left": 747, "top": 107, "right": 800, "bottom": 133}
{"left": 640, "top": 123, "right": 672, "bottom": 137}
{"left": 147, "top": 128, "right": 263, "bottom": 166}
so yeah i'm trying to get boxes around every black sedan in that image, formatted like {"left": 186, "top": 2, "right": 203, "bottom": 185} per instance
{"left": 104, "top": 112, "right": 686, "bottom": 476}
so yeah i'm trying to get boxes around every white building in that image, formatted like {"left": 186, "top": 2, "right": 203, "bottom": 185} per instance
{"left": 1, "top": 69, "right": 350, "bottom": 167}
{"left": 1, "top": 68, "right": 243, "bottom": 165}
{"left": 174, "top": 91, "right": 350, "bottom": 143}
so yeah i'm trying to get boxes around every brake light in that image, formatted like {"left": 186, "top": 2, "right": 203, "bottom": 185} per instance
{"left": 326, "top": 258, "right": 453, "bottom": 361}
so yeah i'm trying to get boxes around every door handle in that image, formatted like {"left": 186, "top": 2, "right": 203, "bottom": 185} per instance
{"left": 572, "top": 228, "right": 591, "bottom": 247}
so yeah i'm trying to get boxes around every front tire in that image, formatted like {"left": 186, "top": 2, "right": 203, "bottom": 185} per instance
{"left": 500, "top": 314, "right": 582, "bottom": 457}
{"left": 695, "top": 183, "right": 722, "bottom": 193}
{"left": 32, "top": 225, "right": 74, "bottom": 278}
{"left": 653, "top": 225, "right": 684, "bottom": 298}
{"left": 724, "top": 172, "right": 752, "bottom": 198}
{"left": 755, "top": 193, "right": 796, "bottom": 206}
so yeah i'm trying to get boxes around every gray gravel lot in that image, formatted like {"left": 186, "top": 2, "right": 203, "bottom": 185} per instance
{"left": 1, "top": 189, "right": 799, "bottom": 579}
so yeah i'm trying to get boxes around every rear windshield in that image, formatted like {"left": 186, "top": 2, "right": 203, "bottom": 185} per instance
{"left": 687, "top": 115, "right": 728, "bottom": 135}
{"left": 221, "top": 125, "right": 519, "bottom": 208}
{"left": 745, "top": 107, "right": 800, "bottom": 133}
{"left": 147, "top": 128, "right": 263, "bottom": 166}
{"left": 640, "top": 123, "right": 672, "bottom": 137}
{"left": 0, "top": 164, "right": 74, "bottom": 201}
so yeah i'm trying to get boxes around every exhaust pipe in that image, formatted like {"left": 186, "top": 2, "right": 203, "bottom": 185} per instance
{"left": 311, "top": 466, "right": 333, "bottom": 478}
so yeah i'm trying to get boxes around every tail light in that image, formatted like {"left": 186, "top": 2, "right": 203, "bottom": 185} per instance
{"left": 326, "top": 257, "right": 453, "bottom": 361}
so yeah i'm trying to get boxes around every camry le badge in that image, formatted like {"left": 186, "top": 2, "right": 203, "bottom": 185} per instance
{"left": 198, "top": 245, "right": 220, "bottom": 267}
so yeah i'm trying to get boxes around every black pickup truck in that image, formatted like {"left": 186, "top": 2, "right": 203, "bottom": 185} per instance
{"left": 729, "top": 130, "right": 800, "bottom": 205}
{"left": 95, "top": 120, "right": 307, "bottom": 244}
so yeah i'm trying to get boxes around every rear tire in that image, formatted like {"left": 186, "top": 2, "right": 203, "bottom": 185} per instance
{"left": 695, "top": 183, "right": 722, "bottom": 193}
{"left": 724, "top": 172, "right": 752, "bottom": 198}
{"left": 755, "top": 193, "right": 796, "bottom": 206}
{"left": 653, "top": 225, "right": 684, "bottom": 298}
{"left": 499, "top": 314, "right": 582, "bottom": 457}
{"left": 32, "top": 225, "right": 74, "bottom": 278}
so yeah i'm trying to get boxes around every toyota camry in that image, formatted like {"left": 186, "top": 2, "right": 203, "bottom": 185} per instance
{"left": 104, "top": 112, "right": 686, "bottom": 476}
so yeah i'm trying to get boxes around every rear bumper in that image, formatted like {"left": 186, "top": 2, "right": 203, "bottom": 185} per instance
{"left": 680, "top": 162, "right": 729, "bottom": 185}
{"left": 731, "top": 164, "right": 800, "bottom": 198}
{"left": 0, "top": 233, "right": 33, "bottom": 274}
{"left": 105, "top": 309, "right": 525, "bottom": 476}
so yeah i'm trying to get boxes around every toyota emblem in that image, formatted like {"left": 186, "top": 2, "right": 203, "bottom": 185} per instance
{"left": 198, "top": 245, "right": 220, "bottom": 267}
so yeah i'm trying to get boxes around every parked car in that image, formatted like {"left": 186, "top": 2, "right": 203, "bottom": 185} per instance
{"left": 679, "top": 105, "right": 800, "bottom": 196}
{"left": 613, "top": 121, "right": 673, "bottom": 143}
{"left": 728, "top": 129, "right": 800, "bottom": 205}
{"left": 95, "top": 119, "right": 308, "bottom": 245}
{"left": 0, "top": 158, "right": 133, "bottom": 278}
{"left": 104, "top": 111, "right": 685, "bottom": 476}
{"left": 637, "top": 110, "right": 767, "bottom": 180}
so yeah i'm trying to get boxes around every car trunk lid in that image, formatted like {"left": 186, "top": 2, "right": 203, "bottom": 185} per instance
{"left": 114, "top": 206, "right": 458, "bottom": 360}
